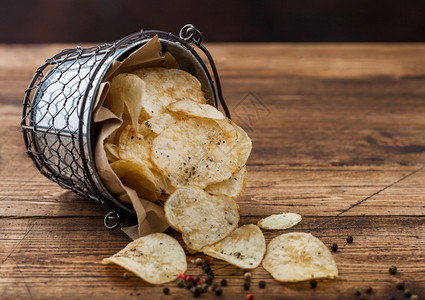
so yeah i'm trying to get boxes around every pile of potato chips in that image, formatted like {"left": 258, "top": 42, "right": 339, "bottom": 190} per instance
{"left": 102, "top": 67, "right": 338, "bottom": 285}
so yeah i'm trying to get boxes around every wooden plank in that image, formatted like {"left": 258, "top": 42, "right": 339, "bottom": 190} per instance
{"left": 1, "top": 44, "right": 425, "bottom": 299}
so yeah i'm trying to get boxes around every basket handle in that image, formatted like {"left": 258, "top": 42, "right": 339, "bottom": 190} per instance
{"left": 179, "top": 24, "right": 231, "bottom": 119}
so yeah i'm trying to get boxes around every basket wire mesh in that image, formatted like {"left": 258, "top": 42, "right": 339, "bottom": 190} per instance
{"left": 21, "top": 24, "right": 230, "bottom": 229}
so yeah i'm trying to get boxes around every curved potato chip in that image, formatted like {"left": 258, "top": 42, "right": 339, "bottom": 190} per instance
{"left": 110, "top": 74, "right": 146, "bottom": 127}
{"left": 205, "top": 166, "right": 247, "bottom": 199}
{"left": 102, "top": 233, "right": 187, "bottom": 284}
{"left": 164, "top": 186, "right": 239, "bottom": 252}
{"left": 202, "top": 224, "right": 265, "bottom": 269}
{"left": 262, "top": 232, "right": 338, "bottom": 282}
{"left": 118, "top": 125, "right": 154, "bottom": 169}
{"left": 151, "top": 118, "right": 239, "bottom": 188}
{"left": 142, "top": 112, "right": 179, "bottom": 135}
{"left": 258, "top": 213, "right": 302, "bottom": 230}
{"left": 230, "top": 120, "right": 252, "bottom": 169}
{"left": 104, "top": 143, "right": 120, "bottom": 163}
{"left": 110, "top": 160, "right": 160, "bottom": 201}
{"left": 167, "top": 99, "right": 225, "bottom": 120}
{"left": 132, "top": 68, "right": 206, "bottom": 120}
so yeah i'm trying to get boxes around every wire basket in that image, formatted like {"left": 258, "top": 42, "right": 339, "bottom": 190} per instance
{"left": 21, "top": 24, "right": 230, "bottom": 229}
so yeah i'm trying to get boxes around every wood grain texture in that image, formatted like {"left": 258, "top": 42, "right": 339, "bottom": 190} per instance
{"left": 0, "top": 43, "right": 424, "bottom": 299}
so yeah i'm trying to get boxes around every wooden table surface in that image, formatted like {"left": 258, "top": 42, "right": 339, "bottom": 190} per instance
{"left": 1, "top": 43, "right": 425, "bottom": 299}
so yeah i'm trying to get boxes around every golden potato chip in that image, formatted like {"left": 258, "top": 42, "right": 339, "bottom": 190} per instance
{"left": 231, "top": 120, "right": 252, "bottom": 169}
{"left": 102, "top": 233, "right": 187, "bottom": 284}
{"left": 110, "top": 160, "right": 160, "bottom": 201}
{"left": 202, "top": 224, "right": 265, "bottom": 269}
{"left": 205, "top": 166, "right": 247, "bottom": 199}
{"left": 132, "top": 68, "right": 206, "bottom": 120}
{"left": 167, "top": 99, "right": 225, "bottom": 121}
{"left": 164, "top": 186, "right": 239, "bottom": 252}
{"left": 151, "top": 118, "right": 239, "bottom": 188}
{"left": 104, "top": 143, "right": 120, "bottom": 163}
{"left": 110, "top": 74, "right": 146, "bottom": 128}
{"left": 142, "top": 112, "right": 179, "bottom": 135}
{"left": 118, "top": 125, "right": 153, "bottom": 169}
{"left": 262, "top": 232, "right": 338, "bottom": 282}
{"left": 258, "top": 213, "right": 302, "bottom": 230}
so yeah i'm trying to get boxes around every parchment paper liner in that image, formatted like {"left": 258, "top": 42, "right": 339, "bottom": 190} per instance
{"left": 93, "top": 36, "right": 179, "bottom": 239}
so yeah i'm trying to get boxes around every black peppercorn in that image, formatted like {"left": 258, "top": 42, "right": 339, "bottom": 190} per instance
{"left": 186, "top": 281, "right": 194, "bottom": 289}
{"left": 212, "top": 283, "right": 219, "bottom": 291}
{"left": 220, "top": 279, "right": 228, "bottom": 286}
{"left": 404, "top": 289, "right": 412, "bottom": 297}
{"left": 259, "top": 281, "right": 266, "bottom": 288}
{"left": 388, "top": 265, "right": 397, "bottom": 275}
{"left": 163, "top": 287, "right": 170, "bottom": 295}
{"left": 396, "top": 280, "right": 405, "bottom": 290}
{"left": 346, "top": 236, "right": 354, "bottom": 243}
{"left": 365, "top": 286, "right": 372, "bottom": 293}
{"left": 215, "top": 287, "right": 223, "bottom": 296}
{"left": 331, "top": 243, "right": 338, "bottom": 252}
{"left": 205, "top": 276, "right": 213, "bottom": 285}
{"left": 310, "top": 279, "right": 317, "bottom": 288}
{"left": 243, "top": 282, "right": 250, "bottom": 290}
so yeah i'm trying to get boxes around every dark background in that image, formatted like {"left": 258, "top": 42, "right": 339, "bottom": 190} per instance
{"left": 1, "top": 0, "right": 425, "bottom": 43}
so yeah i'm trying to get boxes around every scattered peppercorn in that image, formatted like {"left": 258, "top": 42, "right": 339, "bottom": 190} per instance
{"left": 346, "top": 236, "right": 354, "bottom": 243}
{"left": 259, "top": 281, "right": 266, "bottom": 289}
{"left": 207, "top": 270, "right": 215, "bottom": 277}
{"left": 202, "top": 263, "right": 211, "bottom": 273}
{"left": 396, "top": 280, "right": 405, "bottom": 290}
{"left": 186, "top": 275, "right": 194, "bottom": 282}
{"left": 331, "top": 243, "right": 338, "bottom": 252}
{"left": 389, "top": 265, "right": 397, "bottom": 275}
{"left": 215, "top": 287, "right": 223, "bottom": 296}
{"left": 190, "top": 286, "right": 200, "bottom": 297}
{"left": 354, "top": 287, "right": 362, "bottom": 296}
{"left": 177, "top": 273, "right": 186, "bottom": 280}
{"left": 365, "top": 286, "right": 372, "bottom": 293}
{"left": 123, "top": 272, "right": 130, "bottom": 279}
{"left": 163, "top": 287, "right": 170, "bottom": 295}
{"left": 310, "top": 279, "right": 317, "bottom": 288}
{"left": 404, "top": 289, "right": 412, "bottom": 297}
{"left": 212, "top": 283, "right": 219, "bottom": 291}
{"left": 176, "top": 278, "right": 186, "bottom": 288}
{"left": 221, "top": 279, "right": 228, "bottom": 287}
{"left": 244, "top": 272, "right": 252, "bottom": 281}
{"left": 194, "top": 276, "right": 201, "bottom": 282}
{"left": 186, "top": 281, "right": 194, "bottom": 290}
{"left": 411, "top": 295, "right": 418, "bottom": 300}
{"left": 205, "top": 256, "right": 214, "bottom": 264}
{"left": 247, "top": 294, "right": 255, "bottom": 300}
{"left": 205, "top": 276, "right": 213, "bottom": 285}
{"left": 244, "top": 282, "right": 250, "bottom": 290}
{"left": 195, "top": 258, "right": 203, "bottom": 265}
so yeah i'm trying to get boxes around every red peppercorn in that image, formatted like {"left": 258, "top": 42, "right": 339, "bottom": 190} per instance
{"left": 177, "top": 273, "right": 186, "bottom": 280}
{"left": 247, "top": 294, "right": 255, "bottom": 300}
{"left": 205, "top": 256, "right": 214, "bottom": 264}
{"left": 185, "top": 275, "right": 194, "bottom": 282}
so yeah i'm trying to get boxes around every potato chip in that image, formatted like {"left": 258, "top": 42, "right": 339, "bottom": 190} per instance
{"left": 202, "top": 224, "right": 265, "bottom": 269}
{"left": 110, "top": 160, "right": 160, "bottom": 201}
{"left": 110, "top": 74, "right": 146, "bottom": 127}
{"left": 164, "top": 186, "right": 239, "bottom": 252}
{"left": 258, "top": 213, "right": 302, "bottom": 230}
{"left": 132, "top": 68, "right": 206, "bottom": 120}
{"left": 205, "top": 166, "right": 247, "bottom": 199}
{"left": 262, "top": 232, "right": 338, "bottom": 282}
{"left": 102, "top": 233, "right": 187, "bottom": 284}
{"left": 151, "top": 118, "right": 239, "bottom": 188}
{"left": 167, "top": 99, "right": 225, "bottom": 121}
{"left": 230, "top": 120, "right": 252, "bottom": 169}
{"left": 142, "top": 112, "right": 179, "bottom": 135}
{"left": 104, "top": 143, "right": 120, "bottom": 163}
{"left": 118, "top": 125, "right": 154, "bottom": 169}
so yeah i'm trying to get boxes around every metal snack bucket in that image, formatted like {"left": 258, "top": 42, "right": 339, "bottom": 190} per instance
{"left": 21, "top": 24, "right": 230, "bottom": 229}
